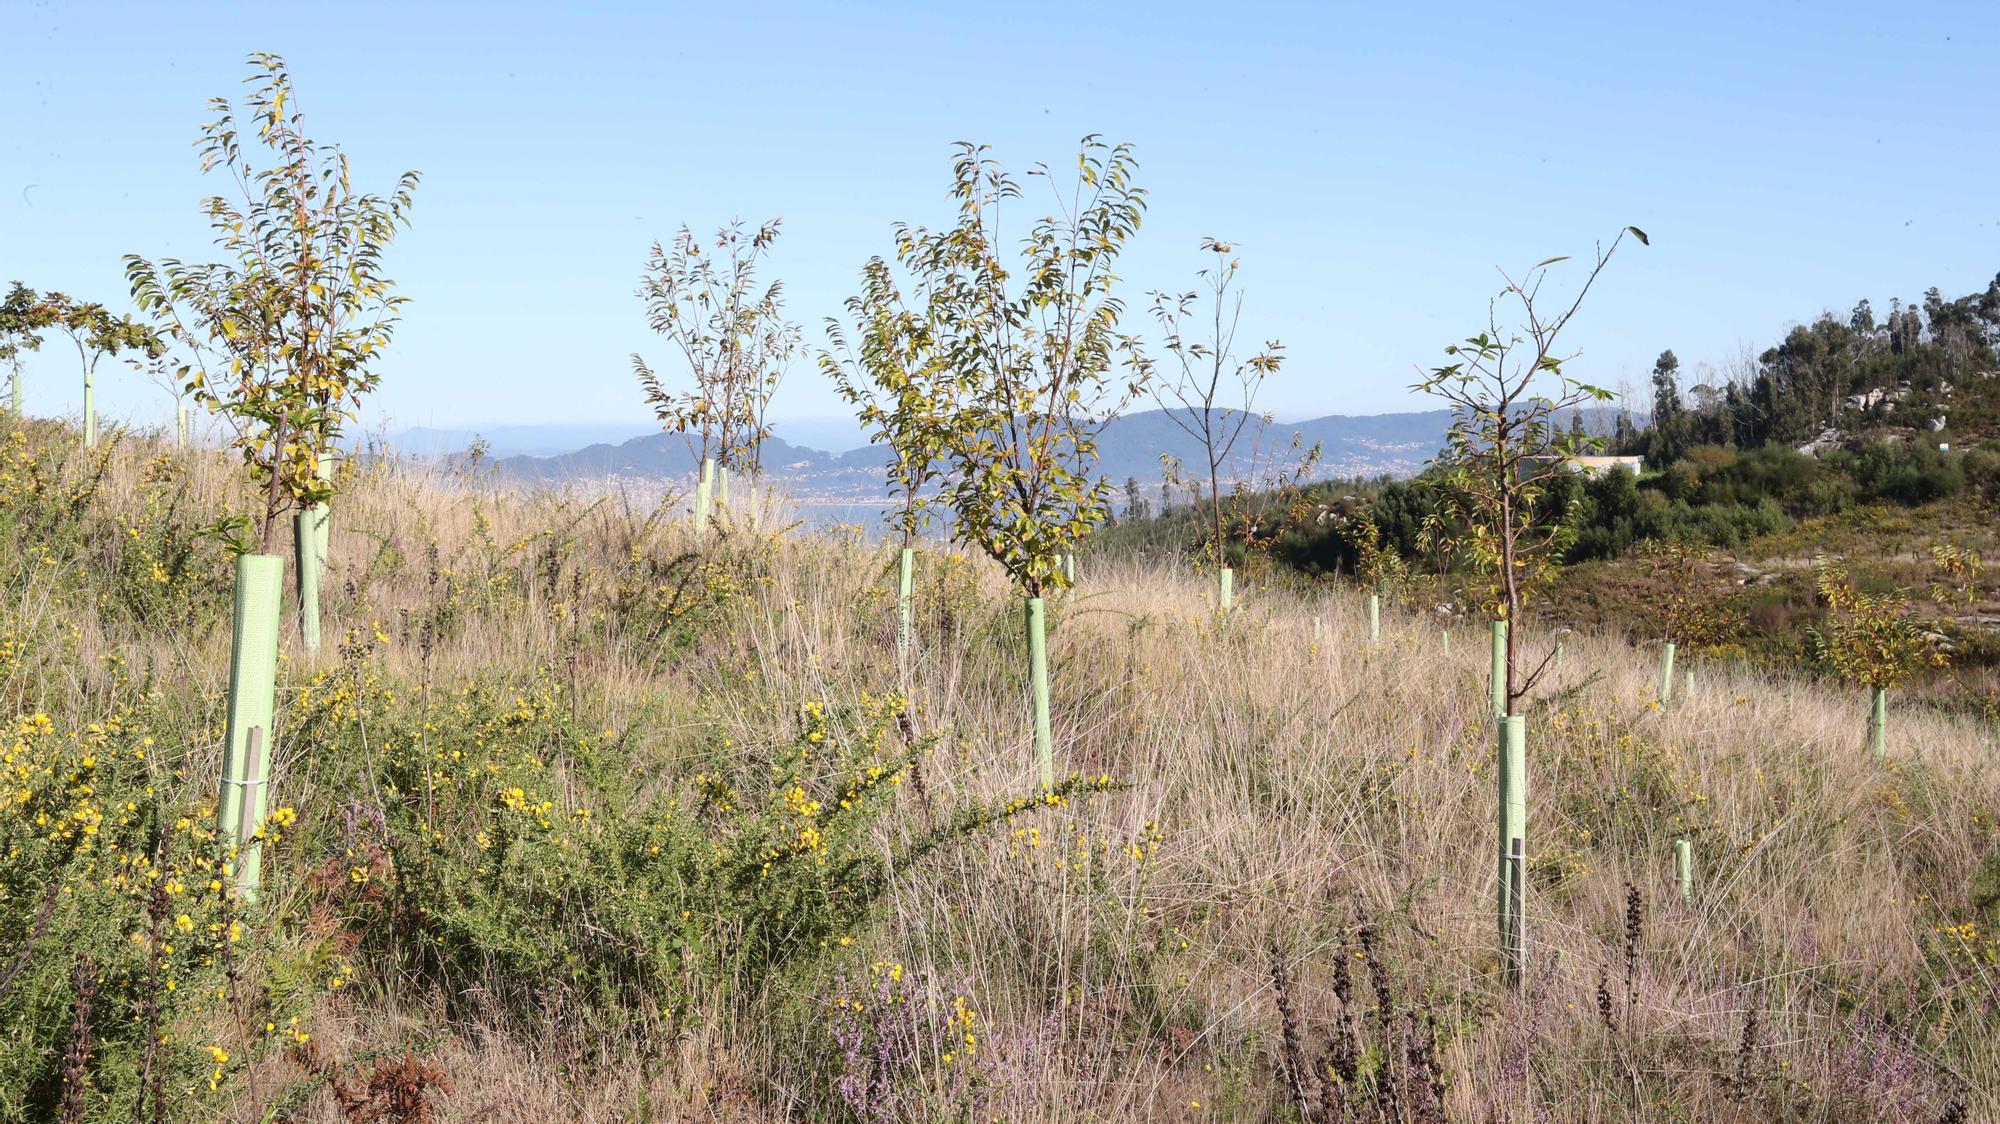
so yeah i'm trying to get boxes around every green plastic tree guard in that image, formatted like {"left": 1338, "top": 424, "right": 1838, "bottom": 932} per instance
{"left": 694, "top": 457, "right": 714, "bottom": 526}
{"left": 1683, "top": 665, "right": 1695, "bottom": 699}
{"left": 1658, "top": 641, "right": 1678, "bottom": 705}
{"left": 1218, "top": 566, "right": 1234, "bottom": 613}
{"left": 83, "top": 370, "right": 96, "bottom": 449}
{"left": 1368, "top": 593, "right": 1381, "bottom": 642}
{"left": 1675, "top": 838, "right": 1693, "bottom": 902}
{"left": 1489, "top": 620, "right": 1508, "bottom": 719}
{"left": 294, "top": 510, "right": 322, "bottom": 654}
{"left": 1442, "top": 626, "right": 1450, "bottom": 656}
{"left": 175, "top": 403, "right": 188, "bottom": 448}
{"left": 717, "top": 463, "right": 731, "bottom": 511}
{"left": 1025, "top": 596, "right": 1055, "bottom": 787}
{"left": 10, "top": 371, "right": 19, "bottom": 416}
{"left": 312, "top": 453, "right": 334, "bottom": 570}
{"left": 1498, "top": 713, "right": 1527, "bottom": 985}
{"left": 294, "top": 453, "right": 334, "bottom": 654}
{"left": 896, "top": 546, "right": 915, "bottom": 669}
{"left": 1869, "top": 686, "right": 1887, "bottom": 759}
{"left": 219, "top": 553, "right": 284, "bottom": 901}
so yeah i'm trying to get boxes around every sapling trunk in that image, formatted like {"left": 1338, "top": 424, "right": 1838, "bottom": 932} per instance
{"left": 896, "top": 546, "right": 915, "bottom": 670}
{"left": 1025, "top": 596, "right": 1054, "bottom": 787}
{"left": 1658, "top": 642, "right": 1678, "bottom": 705}
{"left": 1218, "top": 566, "right": 1234, "bottom": 613}
{"left": 294, "top": 510, "right": 322, "bottom": 655}
{"left": 219, "top": 553, "right": 284, "bottom": 901}
{"left": 1368, "top": 592, "right": 1381, "bottom": 643}
{"left": 1869, "top": 686, "right": 1887, "bottom": 759}
{"left": 1675, "top": 838, "right": 1693, "bottom": 902}
{"left": 1497, "top": 713, "right": 1527, "bottom": 985}
{"left": 1489, "top": 619, "right": 1508, "bottom": 719}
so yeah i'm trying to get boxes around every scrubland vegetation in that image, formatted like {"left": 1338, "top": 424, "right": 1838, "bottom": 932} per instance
{"left": 2, "top": 417, "right": 1996, "bottom": 1122}
{"left": 5, "top": 50, "right": 1998, "bottom": 1124}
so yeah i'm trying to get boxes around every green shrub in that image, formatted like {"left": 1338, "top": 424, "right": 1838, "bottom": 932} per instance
{"left": 0, "top": 423, "right": 229, "bottom": 635}
{"left": 0, "top": 703, "right": 327, "bottom": 1119}
{"left": 289, "top": 656, "right": 1116, "bottom": 1041}
{"left": 1844, "top": 441, "right": 1965, "bottom": 505}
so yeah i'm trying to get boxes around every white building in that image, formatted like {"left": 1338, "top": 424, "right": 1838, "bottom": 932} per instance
{"left": 1560, "top": 455, "right": 1644, "bottom": 478}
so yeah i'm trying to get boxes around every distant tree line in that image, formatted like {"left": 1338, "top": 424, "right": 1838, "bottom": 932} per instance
{"left": 1620, "top": 275, "right": 2000, "bottom": 461}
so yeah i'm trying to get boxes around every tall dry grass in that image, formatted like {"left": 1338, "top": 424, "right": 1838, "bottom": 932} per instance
{"left": 3, "top": 418, "right": 1996, "bottom": 1122}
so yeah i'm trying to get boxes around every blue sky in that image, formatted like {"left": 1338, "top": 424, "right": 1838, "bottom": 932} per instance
{"left": 2, "top": 0, "right": 1996, "bottom": 440}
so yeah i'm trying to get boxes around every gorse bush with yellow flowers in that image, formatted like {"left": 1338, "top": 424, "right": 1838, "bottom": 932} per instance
{"left": 0, "top": 423, "right": 229, "bottom": 634}
{"left": 280, "top": 635, "right": 1117, "bottom": 1044}
{"left": 0, "top": 699, "right": 339, "bottom": 1119}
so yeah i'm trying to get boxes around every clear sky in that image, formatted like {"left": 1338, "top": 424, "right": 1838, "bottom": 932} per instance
{"left": 3, "top": 0, "right": 1997, "bottom": 438}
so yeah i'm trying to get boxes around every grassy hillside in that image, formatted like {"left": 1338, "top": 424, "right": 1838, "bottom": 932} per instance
{"left": 1093, "top": 435, "right": 2000, "bottom": 719}
{"left": 2, "top": 416, "right": 1997, "bottom": 1122}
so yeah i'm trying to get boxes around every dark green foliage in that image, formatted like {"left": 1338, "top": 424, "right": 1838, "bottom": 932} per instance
{"left": 1618, "top": 275, "right": 2000, "bottom": 454}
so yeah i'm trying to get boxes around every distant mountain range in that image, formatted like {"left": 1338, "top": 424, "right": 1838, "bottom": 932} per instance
{"left": 386, "top": 417, "right": 868, "bottom": 459}
{"left": 466, "top": 408, "right": 1473, "bottom": 499}
{"left": 395, "top": 406, "right": 1630, "bottom": 501}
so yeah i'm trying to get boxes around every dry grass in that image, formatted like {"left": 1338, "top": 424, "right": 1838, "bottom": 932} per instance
{"left": 6, "top": 420, "right": 1998, "bottom": 1122}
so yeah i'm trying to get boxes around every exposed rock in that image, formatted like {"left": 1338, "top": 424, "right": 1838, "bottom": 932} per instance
{"left": 1724, "top": 561, "right": 1776, "bottom": 586}
{"left": 1924, "top": 416, "right": 1948, "bottom": 432}
{"left": 1842, "top": 386, "right": 1911, "bottom": 410}
{"left": 1796, "top": 427, "right": 1844, "bottom": 456}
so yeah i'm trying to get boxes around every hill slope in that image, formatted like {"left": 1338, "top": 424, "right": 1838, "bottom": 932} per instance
{"left": 0, "top": 418, "right": 1994, "bottom": 1121}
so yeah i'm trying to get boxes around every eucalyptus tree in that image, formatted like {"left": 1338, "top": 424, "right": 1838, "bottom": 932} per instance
{"left": 857, "top": 136, "right": 1149, "bottom": 785}
{"left": 1147, "top": 238, "right": 1284, "bottom": 609}
{"left": 38, "top": 293, "right": 158, "bottom": 448}
{"left": 125, "top": 52, "right": 419, "bottom": 898}
{"left": 822, "top": 256, "right": 950, "bottom": 673}
{"left": 1413, "top": 225, "right": 1645, "bottom": 986}
{"left": 0, "top": 282, "right": 52, "bottom": 415}
{"left": 632, "top": 220, "right": 800, "bottom": 523}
